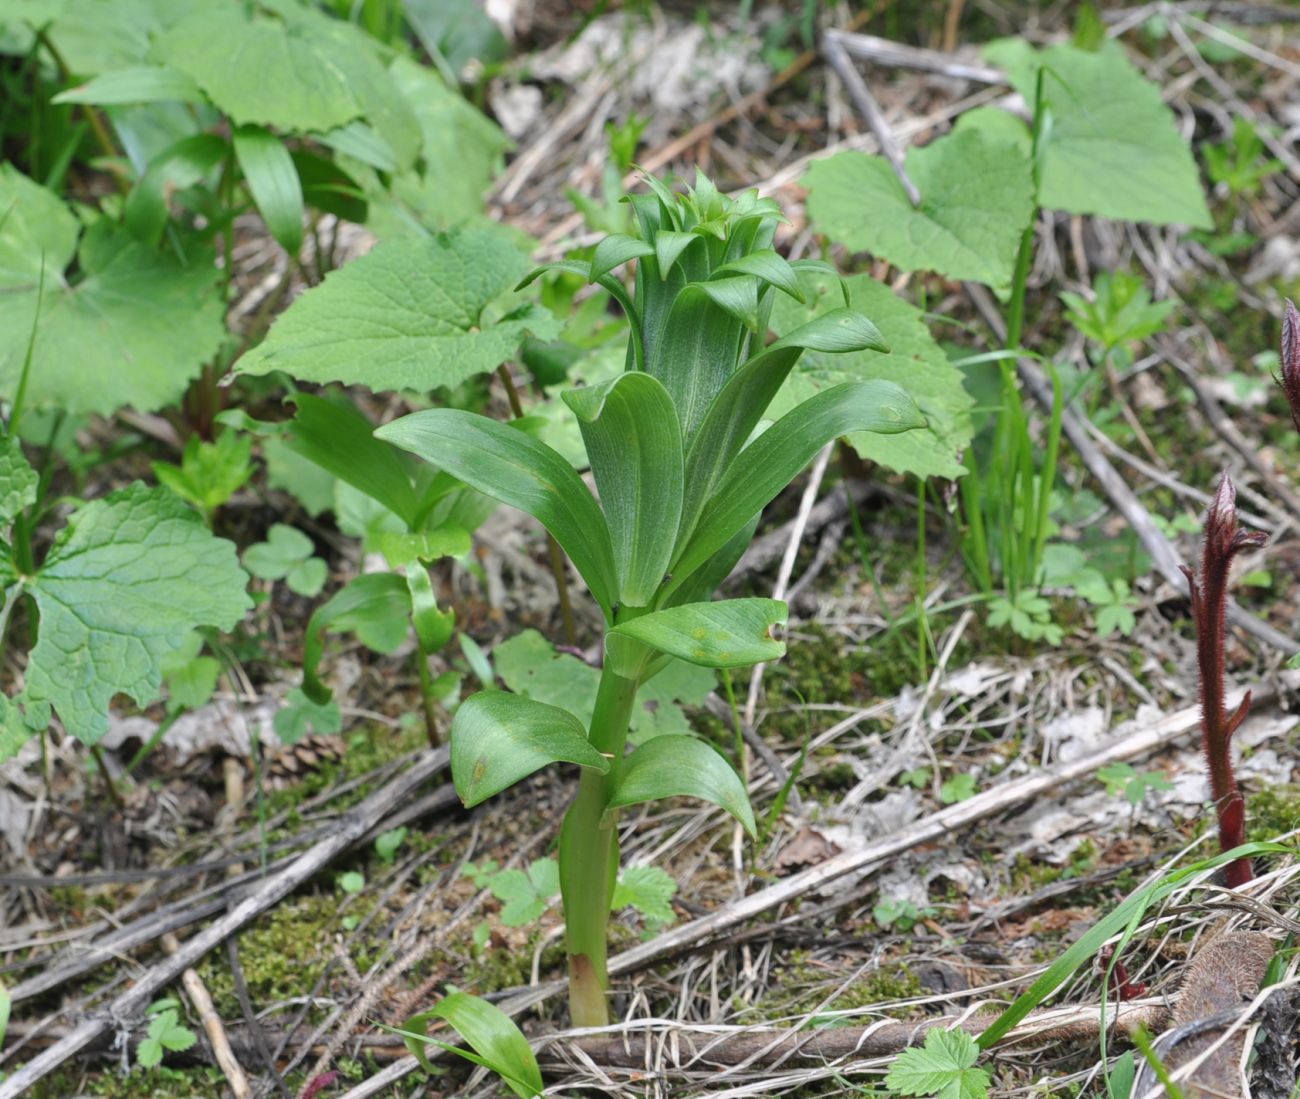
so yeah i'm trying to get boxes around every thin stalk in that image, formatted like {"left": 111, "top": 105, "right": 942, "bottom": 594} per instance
{"left": 558, "top": 664, "right": 639, "bottom": 1027}
{"left": 496, "top": 363, "right": 577, "bottom": 645}
{"left": 915, "top": 476, "right": 928, "bottom": 681}
{"left": 1030, "top": 362, "right": 1065, "bottom": 583}
{"left": 91, "top": 746, "right": 124, "bottom": 810}
{"left": 414, "top": 639, "right": 441, "bottom": 749}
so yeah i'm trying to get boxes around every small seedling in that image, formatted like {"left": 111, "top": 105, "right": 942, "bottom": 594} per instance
{"left": 1060, "top": 271, "right": 1175, "bottom": 368}
{"left": 375, "top": 827, "right": 408, "bottom": 865}
{"left": 338, "top": 871, "right": 365, "bottom": 895}
{"left": 874, "top": 896, "right": 935, "bottom": 932}
{"left": 243, "top": 524, "right": 328, "bottom": 597}
{"left": 1204, "top": 117, "right": 1282, "bottom": 198}
{"left": 940, "top": 774, "right": 978, "bottom": 805}
{"left": 137, "top": 1000, "right": 197, "bottom": 1069}
{"left": 273, "top": 688, "right": 342, "bottom": 745}
{"left": 152, "top": 432, "right": 254, "bottom": 525}
{"left": 886, "top": 1028, "right": 990, "bottom": 1099}
{"left": 988, "top": 590, "right": 1063, "bottom": 644}
{"left": 1097, "top": 762, "right": 1173, "bottom": 808}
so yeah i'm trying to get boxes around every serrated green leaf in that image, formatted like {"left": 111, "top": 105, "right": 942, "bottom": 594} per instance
{"left": 887, "top": 1029, "right": 989, "bottom": 1099}
{"left": 153, "top": 1, "right": 417, "bottom": 165}
{"left": 606, "top": 599, "right": 786, "bottom": 678}
{"left": 611, "top": 864, "right": 677, "bottom": 925}
{"left": 563, "top": 373, "right": 682, "bottom": 607}
{"left": 233, "top": 124, "right": 304, "bottom": 256}
{"left": 669, "top": 380, "right": 922, "bottom": 593}
{"left": 238, "top": 230, "right": 559, "bottom": 392}
{"left": 608, "top": 734, "right": 755, "bottom": 836}
{"left": 952, "top": 106, "right": 1032, "bottom": 156}
{"left": 770, "top": 272, "right": 973, "bottom": 479}
{"left": 52, "top": 64, "right": 205, "bottom": 106}
{"left": 22, "top": 485, "right": 251, "bottom": 744}
{"left": 450, "top": 690, "right": 609, "bottom": 808}
{"left": 984, "top": 38, "right": 1212, "bottom": 229}
{"left": 804, "top": 129, "right": 1035, "bottom": 295}
{"left": 377, "top": 410, "right": 618, "bottom": 617}
{"left": 0, "top": 194, "right": 224, "bottom": 415}
{"left": 302, "top": 572, "right": 411, "bottom": 703}
{"left": 0, "top": 435, "right": 37, "bottom": 529}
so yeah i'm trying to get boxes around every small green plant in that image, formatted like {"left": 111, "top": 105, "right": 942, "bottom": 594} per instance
{"left": 136, "top": 1000, "right": 197, "bottom": 1070}
{"left": 1097, "top": 762, "right": 1174, "bottom": 808}
{"left": 384, "top": 172, "right": 922, "bottom": 1026}
{"left": 1060, "top": 271, "right": 1176, "bottom": 371}
{"left": 886, "top": 1029, "right": 989, "bottom": 1099}
{"left": 939, "top": 773, "right": 978, "bottom": 804}
{"left": 375, "top": 826, "right": 408, "bottom": 865}
{"left": 242, "top": 523, "right": 327, "bottom": 597}
{"left": 874, "top": 896, "right": 935, "bottom": 932}
{"left": 153, "top": 432, "right": 255, "bottom": 525}
{"left": 1204, "top": 117, "right": 1282, "bottom": 198}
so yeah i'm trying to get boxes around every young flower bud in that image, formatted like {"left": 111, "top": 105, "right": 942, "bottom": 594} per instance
{"left": 1181, "top": 471, "right": 1267, "bottom": 888}
{"left": 1277, "top": 298, "right": 1300, "bottom": 432}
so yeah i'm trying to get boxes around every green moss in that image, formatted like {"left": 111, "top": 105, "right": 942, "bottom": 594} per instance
{"left": 195, "top": 893, "right": 337, "bottom": 1018}
{"left": 1248, "top": 785, "right": 1300, "bottom": 843}
{"left": 30, "top": 1066, "right": 229, "bottom": 1098}
{"left": 747, "top": 951, "right": 924, "bottom": 1021}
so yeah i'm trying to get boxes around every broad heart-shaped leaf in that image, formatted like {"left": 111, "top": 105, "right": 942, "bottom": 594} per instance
{"left": 237, "top": 229, "right": 559, "bottom": 392}
{"left": 770, "top": 272, "right": 974, "bottom": 480}
{"left": 803, "top": 128, "right": 1035, "bottom": 295}
{"left": 563, "top": 373, "right": 683, "bottom": 608}
{"left": 607, "top": 735, "right": 755, "bottom": 837}
{"left": 606, "top": 599, "right": 787, "bottom": 678}
{"left": 678, "top": 308, "right": 887, "bottom": 554}
{"left": 233, "top": 125, "right": 304, "bottom": 256}
{"left": 407, "top": 991, "right": 543, "bottom": 1098}
{"left": 19, "top": 485, "right": 250, "bottom": 744}
{"left": 377, "top": 410, "right": 619, "bottom": 618}
{"left": 302, "top": 572, "right": 411, "bottom": 704}
{"left": 152, "top": 0, "right": 419, "bottom": 168}
{"left": 0, "top": 436, "right": 37, "bottom": 530}
{"left": 0, "top": 171, "right": 224, "bottom": 416}
{"left": 450, "top": 690, "right": 609, "bottom": 808}
{"left": 668, "top": 381, "right": 923, "bottom": 595}
{"left": 984, "top": 38, "right": 1212, "bottom": 229}
{"left": 282, "top": 393, "right": 423, "bottom": 529}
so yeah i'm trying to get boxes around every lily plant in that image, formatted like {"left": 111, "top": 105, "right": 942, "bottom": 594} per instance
{"left": 377, "top": 172, "right": 923, "bottom": 1026}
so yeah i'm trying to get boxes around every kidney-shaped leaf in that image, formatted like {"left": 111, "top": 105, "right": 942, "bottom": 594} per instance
{"left": 608, "top": 735, "right": 755, "bottom": 837}
{"left": 606, "top": 598, "right": 786, "bottom": 678}
{"left": 669, "top": 380, "right": 922, "bottom": 594}
{"left": 563, "top": 373, "right": 682, "bottom": 608}
{"left": 377, "top": 410, "right": 619, "bottom": 616}
{"left": 451, "top": 690, "right": 608, "bottom": 808}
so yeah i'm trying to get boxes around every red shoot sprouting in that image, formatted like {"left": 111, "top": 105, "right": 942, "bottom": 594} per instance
{"left": 1181, "top": 472, "right": 1265, "bottom": 888}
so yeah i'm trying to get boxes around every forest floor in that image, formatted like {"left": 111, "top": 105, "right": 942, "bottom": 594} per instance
{"left": 4, "top": 2, "right": 1300, "bottom": 1098}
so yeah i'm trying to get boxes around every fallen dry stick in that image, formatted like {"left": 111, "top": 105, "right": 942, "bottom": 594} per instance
{"left": 0, "top": 746, "right": 450, "bottom": 1098}
{"left": 163, "top": 932, "right": 252, "bottom": 1099}
{"left": 339, "top": 680, "right": 1291, "bottom": 1098}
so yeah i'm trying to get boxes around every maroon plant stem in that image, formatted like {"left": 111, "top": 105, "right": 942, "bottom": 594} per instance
{"left": 1182, "top": 472, "right": 1264, "bottom": 889}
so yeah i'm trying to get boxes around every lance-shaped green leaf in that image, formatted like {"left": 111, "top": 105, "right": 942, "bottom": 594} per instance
{"left": 233, "top": 125, "right": 304, "bottom": 256}
{"left": 125, "top": 134, "right": 228, "bottom": 246}
{"left": 607, "top": 735, "right": 755, "bottom": 837}
{"left": 677, "top": 308, "right": 887, "bottom": 553}
{"left": 451, "top": 691, "right": 609, "bottom": 808}
{"left": 237, "top": 229, "right": 559, "bottom": 392}
{"left": 590, "top": 234, "right": 655, "bottom": 282}
{"left": 606, "top": 599, "right": 786, "bottom": 678}
{"left": 20, "top": 485, "right": 250, "bottom": 744}
{"left": 377, "top": 410, "right": 619, "bottom": 616}
{"left": 283, "top": 393, "right": 421, "bottom": 528}
{"left": 648, "top": 285, "right": 746, "bottom": 444}
{"left": 52, "top": 65, "right": 206, "bottom": 106}
{"left": 654, "top": 230, "right": 699, "bottom": 278}
{"left": 302, "top": 572, "right": 412, "bottom": 703}
{"left": 403, "top": 992, "right": 543, "bottom": 1097}
{"left": 712, "top": 250, "right": 804, "bottom": 302}
{"left": 668, "top": 381, "right": 922, "bottom": 593}
{"left": 563, "top": 373, "right": 682, "bottom": 608}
